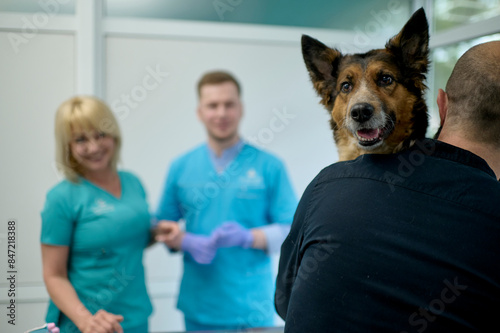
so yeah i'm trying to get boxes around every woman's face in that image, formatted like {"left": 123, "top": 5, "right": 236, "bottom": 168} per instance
{"left": 70, "top": 128, "right": 116, "bottom": 175}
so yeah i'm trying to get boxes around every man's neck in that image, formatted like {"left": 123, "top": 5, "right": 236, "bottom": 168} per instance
{"left": 207, "top": 135, "right": 241, "bottom": 157}
{"left": 439, "top": 134, "right": 500, "bottom": 178}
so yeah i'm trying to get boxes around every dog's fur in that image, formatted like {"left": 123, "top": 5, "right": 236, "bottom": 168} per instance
{"left": 302, "top": 8, "right": 430, "bottom": 161}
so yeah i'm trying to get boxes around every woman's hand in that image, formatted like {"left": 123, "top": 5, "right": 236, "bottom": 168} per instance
{"left": 155, "top": 220, "right": 183, "bottom": 249}
{"left": 79, "top": 309, "right": 124, "bottom": 333}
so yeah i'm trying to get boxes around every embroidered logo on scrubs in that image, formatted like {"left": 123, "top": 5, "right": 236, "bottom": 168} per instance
{"left": 239, "top": 168, "right": 264, "bottom": 191}
{"left": 247, "top": 168, "right": 257, "bottom": 179}
{"left": 90, "top": 198, "right": 115, "bottom": 215}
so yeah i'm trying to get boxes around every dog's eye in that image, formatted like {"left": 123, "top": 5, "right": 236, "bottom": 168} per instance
{"left": 378, "top": 75, "right": 394, "bottom": 87}
{"left": 341, "top": 82, "right": 352, "bottom": 93}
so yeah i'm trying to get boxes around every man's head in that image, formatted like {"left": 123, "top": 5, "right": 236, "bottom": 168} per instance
{"left": 437, "top": 41, "right": 500, "bottom": 147}
{"left": 197, "top": 71, "right": 243, "bottom": 145}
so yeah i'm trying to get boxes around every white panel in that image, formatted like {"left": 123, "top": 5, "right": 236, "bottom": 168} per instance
{"left": 106, "top": 35, "right": 339, "bottom": 331}
{"left": 0, "top": 32, "right": 75, "bottom": 332}
{"left": 0, "top": 12, "right": 75, "bottom": 33}
{"left": 76, "top": 0, "right": 103, "bottom": 97}
{"left": 103, "top": 17, "right": 375, "bottom": 51}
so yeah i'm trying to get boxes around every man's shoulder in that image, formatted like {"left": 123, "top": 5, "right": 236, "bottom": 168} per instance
{"left": 171, "top": 143, "right": 207, "bottom": 165}
{"left": 241, "top": 142, "right": 284, "bottom": 165}
{"left": 313, "top": 153, "right": 392, "bottom": 184}
{"left": 314, "top": 138, "right": 489, "bottom": 183}
{"left": 310, "top": 139, "right": 500, "bottom": 216}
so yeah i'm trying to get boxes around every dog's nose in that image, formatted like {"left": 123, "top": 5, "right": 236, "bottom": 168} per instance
{"left": 350, "top": 103, "right": 374, "bottom": 123}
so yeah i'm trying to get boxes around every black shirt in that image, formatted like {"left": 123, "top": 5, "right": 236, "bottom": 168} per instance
{"left": 275, "top": 139, "right": 500, "bottom": 332}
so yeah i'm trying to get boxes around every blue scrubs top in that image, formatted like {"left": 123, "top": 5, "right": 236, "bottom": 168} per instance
{"left": 156, "top": 142, "right": 298, "bottom": 327}
{"left": 40, "top": 171, "right": 153, "bottom": 332}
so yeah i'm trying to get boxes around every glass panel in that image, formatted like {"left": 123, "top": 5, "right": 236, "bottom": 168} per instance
{"left": 434, "top": 0, "right": 500, "bottom": 32}
{"left": 105, "top": 0, "right": 412, "bottom": 31}
{"left": 0, "top": 0, "right": 75, "bottom": 14}
{"left": 427, "top": 33, "right": 500, "bottom": 136}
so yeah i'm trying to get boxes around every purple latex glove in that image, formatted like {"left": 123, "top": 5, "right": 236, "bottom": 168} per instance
{"left": 214, "top": 221, "right": 254, "bottom": 248}
{"left": 181, "top": 232, "right": 217, "bottom": 264}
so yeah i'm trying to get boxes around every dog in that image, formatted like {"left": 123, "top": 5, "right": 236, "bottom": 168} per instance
{"left": 302, "top": 8, "right": 429, "bottom": 161}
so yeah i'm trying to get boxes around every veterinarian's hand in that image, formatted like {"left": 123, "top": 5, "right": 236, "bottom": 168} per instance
{"left": 213, "top": 221, "right": 254, "bottom": 249}
{"left": 155, "top": 220, "right": 182, "bottom": 248}
{"left": 181, "top": 233, "right": 217, "bottom": 264}
{"left": 79, "top": 309, "right": 123, "bottom": 333}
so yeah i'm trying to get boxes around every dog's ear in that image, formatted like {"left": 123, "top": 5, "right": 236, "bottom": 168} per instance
{"left": 302, "top": 35, "right": 342, "bottom": 110}
{"left": 386, "top": 7, "right": 429, "bottom": 75}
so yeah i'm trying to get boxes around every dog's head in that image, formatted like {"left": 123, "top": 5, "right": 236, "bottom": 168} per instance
{"left": 302, "top": 8, "right": 429, "bottom": 161}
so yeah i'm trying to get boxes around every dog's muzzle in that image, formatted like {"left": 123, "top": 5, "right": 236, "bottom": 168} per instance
{"left": 349, "top": 103, "right": 393, "bottom": 148}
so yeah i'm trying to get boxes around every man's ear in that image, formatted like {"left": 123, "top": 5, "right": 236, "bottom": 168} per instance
{"left": 437, "top": 88, "right": 448, "bottom": 126}
{"left": 301, "top": 34, "right": 342, "bottom": 111}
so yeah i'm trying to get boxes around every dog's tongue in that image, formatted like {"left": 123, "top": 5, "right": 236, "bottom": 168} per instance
{"left": 357, "top": 128, "right": 380, "bottom": 140}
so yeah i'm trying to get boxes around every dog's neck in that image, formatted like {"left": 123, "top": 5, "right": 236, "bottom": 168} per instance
{"left": 336, "top": 140, "right": 408, "bottom": 162}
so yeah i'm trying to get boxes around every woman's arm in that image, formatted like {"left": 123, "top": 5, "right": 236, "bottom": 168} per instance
{"left": 41, "top": 244, "right": 124, "bottom": 333}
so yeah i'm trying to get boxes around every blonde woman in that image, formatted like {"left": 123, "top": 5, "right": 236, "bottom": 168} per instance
{"left": 40, "top": 96, "right": 152, "bottom": 333}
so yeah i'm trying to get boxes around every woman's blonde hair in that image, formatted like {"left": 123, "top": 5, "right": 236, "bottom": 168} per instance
{"left": 54, "top": 96, "right": 122, "bottom": 182}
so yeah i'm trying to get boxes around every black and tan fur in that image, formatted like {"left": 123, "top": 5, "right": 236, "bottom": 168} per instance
{"left": 302, "top": 8, "right": 430, "bottom": 161}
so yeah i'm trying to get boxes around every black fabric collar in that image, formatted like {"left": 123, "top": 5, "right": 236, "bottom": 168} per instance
{"left": 417, "top": 139, "right": 497, "bottom": 179}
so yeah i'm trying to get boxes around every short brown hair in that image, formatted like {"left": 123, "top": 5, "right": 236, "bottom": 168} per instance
{"left": 197, "top": 70, "right": 241, "bottom": 98}
{"left": 445, "top": 41, "right": 500, "bottom": 145}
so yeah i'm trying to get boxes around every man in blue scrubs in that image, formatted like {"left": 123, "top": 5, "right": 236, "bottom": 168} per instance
{"left": 155, "top": 71, "right": 298, "bottom": 331}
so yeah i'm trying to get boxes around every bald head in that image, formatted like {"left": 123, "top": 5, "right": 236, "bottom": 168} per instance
{"left": 442, "top": 41, "right": 500, "bottom": 145}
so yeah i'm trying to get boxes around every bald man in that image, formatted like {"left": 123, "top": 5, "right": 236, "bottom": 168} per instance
{"left": 276, "top": 41, "right": 500, "bottom": 332}
{"left": 436, "top": 40, "right": 500, "bottom": 177}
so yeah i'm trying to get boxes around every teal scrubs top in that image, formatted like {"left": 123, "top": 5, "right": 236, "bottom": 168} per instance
{"left": 40, "top": 171, "right": 153, "bottom": 332}
{"left": 156, "top": 143, "right": 298, "bottom": 327}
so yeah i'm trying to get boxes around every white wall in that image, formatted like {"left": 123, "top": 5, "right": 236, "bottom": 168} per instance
{"left": 0, "top": 31, "right": 75, "bottom": 332}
